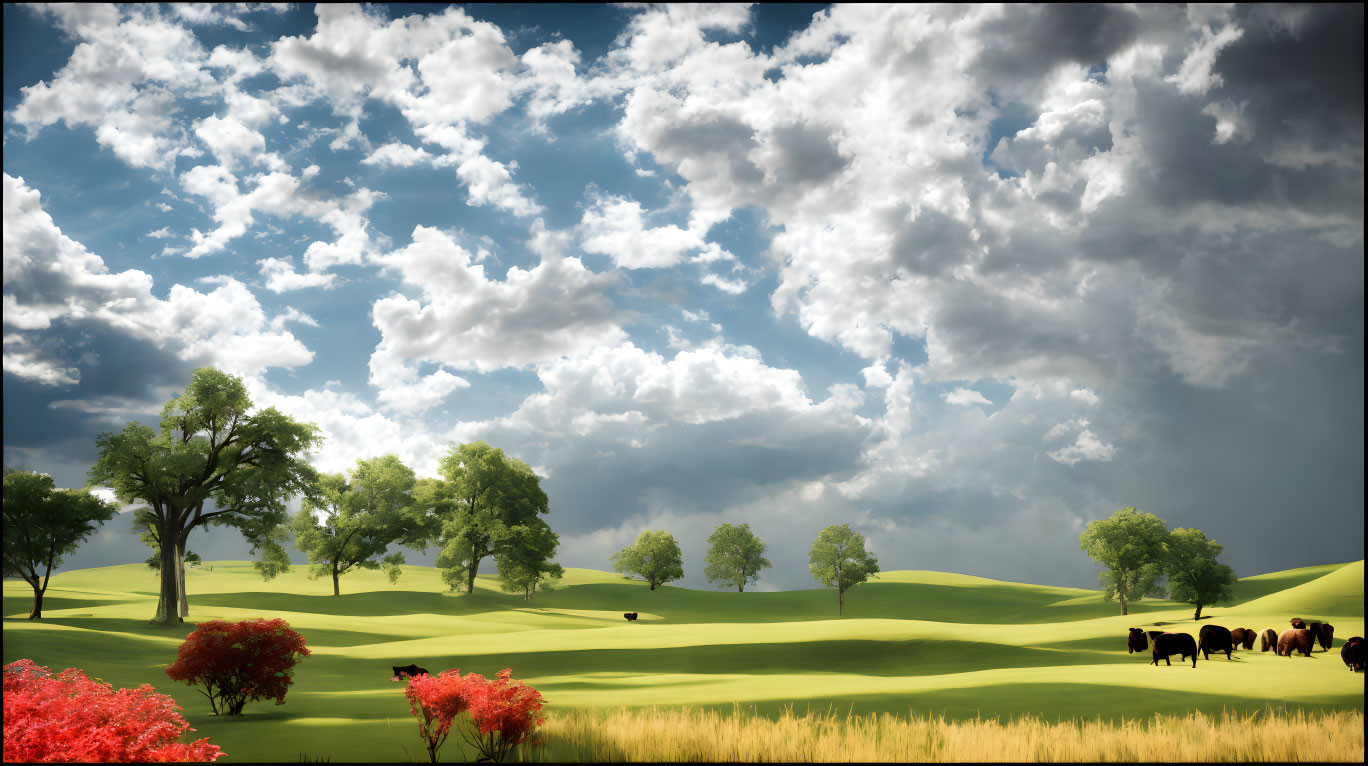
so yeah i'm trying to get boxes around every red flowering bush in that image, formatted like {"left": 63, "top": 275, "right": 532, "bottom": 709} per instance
{"left": 400, "top": 668, "right": 546, "bottom": 763}
{"left": 3, "top": 659, "right": 223, "bottom": 762}
{"left": 166, "top": 617, "right": 310, "bottom": 716}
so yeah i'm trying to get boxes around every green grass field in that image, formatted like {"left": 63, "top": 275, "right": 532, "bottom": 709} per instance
{"left": 3, "top": 560, "right": 1363, "bottom": 762}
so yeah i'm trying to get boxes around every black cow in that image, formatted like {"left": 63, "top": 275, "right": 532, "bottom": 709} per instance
{"left": 624, "top": 612, "right": 638, "bottom": 621}
{"left": 1128, "top": 628, "right": 1148, "bottom": 654}
{"left": 1341, "top": 637, "right": 1364, "bottom": 672}
{"left": 1315, "top": 622, "right": 1334, "bottom": 652}
{"left": 1151, "top": 632, "right": 1198, "bottom": 668}
{"left": 1198, "top": 625, "right": 1234, "bottom": 661}
{"left": 392, "top": 664, "right": 428, "bottom": 680}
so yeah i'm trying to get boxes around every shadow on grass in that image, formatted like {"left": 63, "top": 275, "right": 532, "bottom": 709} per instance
{"left": 4, "top": 616, "right": 410, "bottom": 650}
{"left": 187, "top": 590, "right": 502, "bottom": 617}
{"left": 2, "top": 594, "right": 137, "bottom": 616}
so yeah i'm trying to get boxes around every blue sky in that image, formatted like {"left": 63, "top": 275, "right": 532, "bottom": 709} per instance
{"left": 3, "top": 3, "right": 1362, "bottom": 591}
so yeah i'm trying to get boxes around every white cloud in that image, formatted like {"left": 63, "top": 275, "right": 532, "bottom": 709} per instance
{"left": 580, "top": 194, "right": 703, "bottom": 269}
{"left": 1048, "top": 427, "right": 1118, "bottom": 466}
{"left": 943, "top": 387, "right": 992, "bottom": 406}
{"left": 258, "top": 257, "right": 342, "bottom": 293}
{"left": 361, "top": 141, "right": 433, "bottom": 168}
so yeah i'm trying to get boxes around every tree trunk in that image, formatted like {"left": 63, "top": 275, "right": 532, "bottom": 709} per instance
{"left": 175, "top": 537, "right": 189, "bottom": 619}
{"left": 332, "top": 564, "right": 340, "bottom": 597}
{"left": 29, "top": 583, "right": 45, "bottom": 619}
{"left": 1194, "top": 604, "right": 1203, "bottom": 620}
{"left": 1119, "top": 589, "right": 1128, "bottom": 616}
{"left": 152, "top": 519, "right": 181, "bottom": 626}
{"left": 466, "top": 556, "right": 479, "bottom": 594}
{"left": 838, "top": 587, "right": 844, "bottom": 616}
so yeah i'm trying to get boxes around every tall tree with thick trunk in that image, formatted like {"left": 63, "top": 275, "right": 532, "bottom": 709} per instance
{"left": 291, "top": 455, "right": 419, "bottom": 596}
{"left": 3, "top": 468, "right": 118, "bottom": 619}
{"left": 808, "top": 524, "right": 879, "bottom": 615}
{"left": 1165, "top": 527, "right": 1236, "bottom": 620}
{"left": 1079, "top": 507, "right": 1169, "bottom": 615}
{"left": 703, "top": 523, "right": 771, "bottom": 592}
{"left": 431, "top": 442, "right": 549, "bottom": 595}
{"left": 88, "top": 367, "right": 321, "bottom": 627}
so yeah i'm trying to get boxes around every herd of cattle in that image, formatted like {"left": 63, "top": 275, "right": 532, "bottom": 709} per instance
{"left": 1127, "top": 619, "right": 1366, "bottom": 671}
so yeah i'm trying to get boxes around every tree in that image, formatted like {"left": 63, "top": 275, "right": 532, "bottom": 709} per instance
{"left": 291, "top": 455, "right": 419, "bottom": 596}
{"left": 495, "top": 517, "right": 564, "bottom": 601}
{"left": 88, "top": 367, "right": 321, "bottom": 626}
{"left": 611, "top": 529, "right": 684, "bottom": 590}
{"left": 1165, "top": 527, "right": 1237, "bottom": 620}
{"left": 165, "top": 617, "right": 310, "bottom": 716}
{"left": 703, "top": 523, "right": 772, "bottom": 592}
{"left": 807, "top": 524, "right": 880, "bottom": 615}
{"left": 2, "top": 468, "right": 118, "bottom": 619}
{"left": 429, "top": 442, "right": 549, "bottom": 595}
{"left": 1078, "top": 506, "right": 1169, "bottom": 615}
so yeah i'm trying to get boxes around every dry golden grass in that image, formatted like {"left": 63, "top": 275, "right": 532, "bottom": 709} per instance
{"left": 527, "top": 705, "right": 1364, "bottom": 762}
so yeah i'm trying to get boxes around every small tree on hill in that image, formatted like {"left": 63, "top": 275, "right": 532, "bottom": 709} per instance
{"left": 291, "top": 455, "right": 420, "bottom": 596}
{"left": 703, "top": 523, "right": 771, "bottom": 592}
{"left": 1078, "top": 506, "right": 1169, "bottom": 615}
{"left": 808, "top": 524, "right": 879, "bottom": 615}
{"left": 612, "top": 529, "right": 684, "bottom": 590}
{"left": 495, "top": 517, "right": 564, "bottom": 600}
{"left": 2, "top": 468, "right": 119, "bottom": 619}
{"left": 1164, "top": 527, "right": 1237, "bottom": 620}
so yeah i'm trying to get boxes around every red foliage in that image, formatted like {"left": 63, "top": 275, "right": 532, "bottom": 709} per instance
{"left": 3, "top": 659, "right": 223, "bottom": 763}
{"left": 401, "top": 668, "right": 546, "bottom": 763}
{"left": 165, "top": 617, "right": 310, "bottom": 716}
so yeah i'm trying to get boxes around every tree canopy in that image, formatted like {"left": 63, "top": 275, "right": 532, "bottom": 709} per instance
{"left": 88, "top": 367, "right": 321, "bottom": 625}
{"left": 1078, "top": 506, "right": 1169, "bottom": 616}
{"left": 703, "top": 523, "right": 771, "bottom": 592}
{"left": 495, "top": 517, "right": 564, "bottom": 600}
{"left": 808, "top": 524, "right": 879, "bottom": 615}
{"left": 3, "top": 468, "right": 119, "bottom": 619}
{"left": 1165, "top": 527, "right": 1236, "bottom": 620}
{"left": 291, "top": 454, "right": 419, "bottom": 596}
{"left": 612, "top": 529, "right": 684, "bottom": 590}
{"left": 428, "top": 442, "right": 550, "bottom": 594}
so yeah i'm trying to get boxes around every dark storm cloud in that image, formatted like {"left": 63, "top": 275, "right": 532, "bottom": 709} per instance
{"left": 976, "top": 4, "right": 1142, "bottom": 82}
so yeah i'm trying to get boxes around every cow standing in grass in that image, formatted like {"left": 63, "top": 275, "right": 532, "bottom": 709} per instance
{"left": 1277, "top": 629, "right": 1315, "bottom": 657}
{"left": 1260, "top": 628, "right": 1278, "bottom": 652}
{"left": 1150, "top": 632, "right": 1198, "bottom": 668}
{"left": 1229, "top": 628, "right": 1255, "bottom": 650}
{"left": 1315, "top": 623, "right": 1334, "bottom": 652}
{"left": 1198, "top": 625, "right": 1234, "bottom": 661}
{"left": 624, "top": 612, "right": 638, "bottom": 622}
{"left": 1127, "top": 628, "right": 1148, "bottom": 654}
{"left": 1341, "top": 637, "right": 1364, "bottom": 672}
{"left": 392, "top": 664, "right": 428, "bottom": 680}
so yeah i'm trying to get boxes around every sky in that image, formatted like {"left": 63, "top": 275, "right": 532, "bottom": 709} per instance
{"left": 2, "top": 3, "right": 1363, "bottom": 593}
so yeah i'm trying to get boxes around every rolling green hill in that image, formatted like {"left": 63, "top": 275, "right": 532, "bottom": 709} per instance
{"left": 3, "top": 560, "right": 1363, "bottom": 763}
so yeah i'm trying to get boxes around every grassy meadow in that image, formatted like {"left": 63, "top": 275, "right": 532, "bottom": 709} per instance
{"left": 3, "top": 560, "right": 1364, "bottom": 762}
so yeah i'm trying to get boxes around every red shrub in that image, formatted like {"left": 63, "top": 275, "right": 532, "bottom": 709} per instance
{"left": 166, "top": 617, "right": 310, "bottom": 716}
{"left": 3, "top": 659, "right": 222, "bottom": 763}
{"left": 400, "top": 668, "right": 546, "bottom": 763}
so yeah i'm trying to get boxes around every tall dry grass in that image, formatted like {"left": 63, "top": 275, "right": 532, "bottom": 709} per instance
{"left": 525, "top": 705, "right": 1364, "bottom": 762}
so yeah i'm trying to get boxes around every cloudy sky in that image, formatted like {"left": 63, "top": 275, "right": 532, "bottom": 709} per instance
{"left": 3, "top": 3, "right": 1362, "bottom": 592}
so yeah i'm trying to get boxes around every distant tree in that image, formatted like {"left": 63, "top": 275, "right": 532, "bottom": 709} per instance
{"left": 1164, "top": 527, "right": 1237, "bottom": 620}
{"left": 703, "top": 523, "right": 771, "bottom": 592}
{"left": 88, "top": 367, "right": 321, "bottom": 626}
{"left": 495, "top": 517, "right": 564, "bottom": 600}
{"left": 427, "top": 442, "right": 549, "bottom": 595}
{"left": 2, "top": 468, "right": 119, "bottom": 619}
{"left": 290, "top": 455, "right": 419, "bottom": 596}
{"left": 808, "top": 524, "right": 880, "bottom": 615}
{"left": 612, "top": 530, "right": 684, "bottom": 590}
{"left": 1079, "top": 507, "right": 1169, "bottom": 616}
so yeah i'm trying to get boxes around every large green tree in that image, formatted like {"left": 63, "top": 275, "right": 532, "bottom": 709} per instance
{"left": 808, "top": 524, "right": 880, "bottom": 615}
{"left": 3, "top": 468, "right": 119, "bottom": 619}
{"left": 430, "top": 442, "right": 549, "bottom": 595}
{"left": 495, "top": 517, "right": 564, "bottom": 601}
{"left": 291, "top": 454, "right": 420, "bottom": 596}
{"left": 703, "top": 523, "right": 771, "bottom": 592}
{"left": 1164, "top": 527, "right": 1237, "bottom": 620}
{"left": 1078, "top": 506, "right": 1169, "bottom": 615}
{"left": 612, "top": 529, "right": 685, "bottom": 590}
{"left": 88, "top": 367, "right": 321, "bottom": 626}
{"left": 132, "top": 508, "right": 199, "bottom": 617}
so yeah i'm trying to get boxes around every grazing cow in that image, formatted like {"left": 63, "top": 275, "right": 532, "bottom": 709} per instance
{"left": 1260, "top": 628, "right": 1278, "bottom": 652}
{"left": 1240, "top": 628, "right": 1256, "bottom": 650}
{"left": 1198, "top": 625, "right": 1234, "bottom": 661}
{"left": 1128, "top": 628, "right": 1149, "bottom": 654}
{"left": 1290, "top": 617, "right": 1306, "bottom": 629}
{"left": 1340, "top": 637, "right": 1364, "bottom": 672}
{"left": 1277, "top": 629, "right": 1315, "bottom": 657}
{"left": 1229, "top": 628, "right": 1250, "bottom": 650}
{"left": 1151, "top": 633, "right": 1198, "bottom": 668}
{"left": 624, "top": 612, "right": 638, "bottom": 622}
{"left": 1315, "top": 623, "right": 1334, "bottom": 652}
{"left": 392, "top": 664, "right": 428, "bottom": 680}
